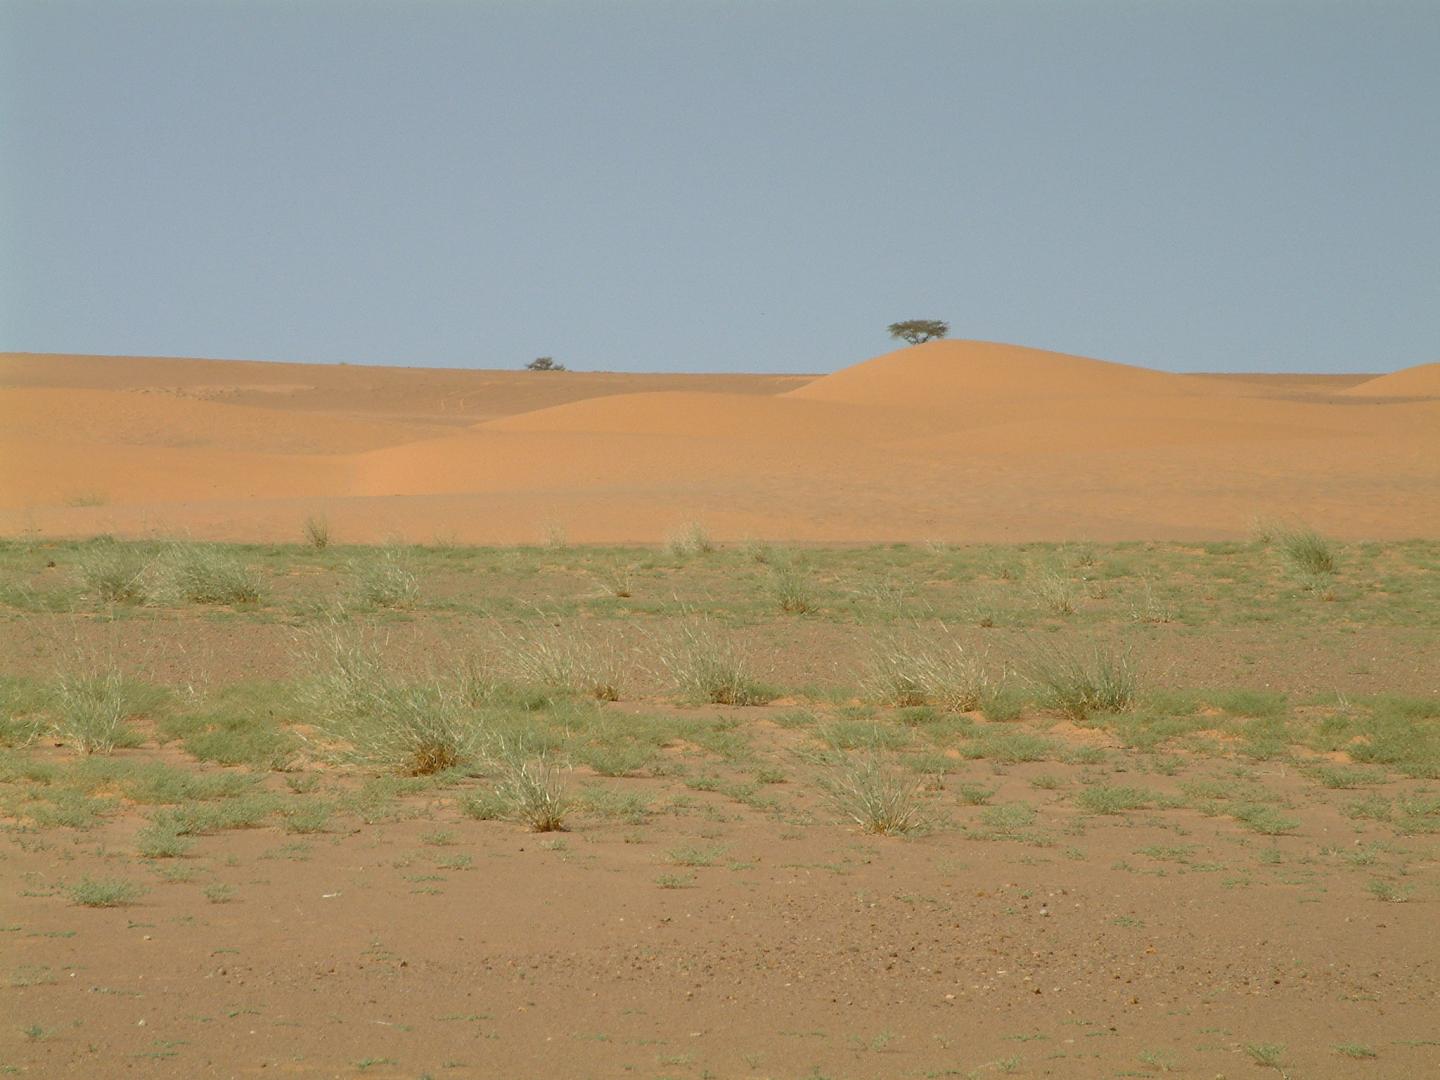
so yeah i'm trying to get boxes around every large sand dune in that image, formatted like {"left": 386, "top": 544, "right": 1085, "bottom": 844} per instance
{"left": 2, "top": 342, "right": 1435, "bottom": 542}
{"left": 1343, "top": 361, "right": 1440, "bottom": 398}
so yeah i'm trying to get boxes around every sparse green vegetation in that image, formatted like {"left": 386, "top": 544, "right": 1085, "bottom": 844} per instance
{"left": 66, "top": 876, "right": 145, "bottom": 907}
{"left": 3, "top": 536, "right": 1440, "bottom": 1078}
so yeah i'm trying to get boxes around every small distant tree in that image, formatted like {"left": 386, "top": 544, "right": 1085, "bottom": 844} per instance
{"left": 525, "top": 356, "right": 567, "bottom": 372}
{"left": 887, "top": 320, "right": 949, "bottom": 345}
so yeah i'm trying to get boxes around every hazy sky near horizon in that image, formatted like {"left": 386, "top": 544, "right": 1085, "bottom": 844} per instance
{"left": 3, "top": 1, "right": 1437, "bottom": 375}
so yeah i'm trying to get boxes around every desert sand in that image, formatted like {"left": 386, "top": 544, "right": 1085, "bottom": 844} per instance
{"left": 3, "top": 340, "right": 1436, "bottom": 542}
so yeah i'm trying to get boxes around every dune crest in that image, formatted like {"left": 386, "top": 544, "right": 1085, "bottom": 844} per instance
{"left": 1343, "top": 362, "right": 1440, "bottom": 398}
{"left": 785, "top": 339, "right": 1203, "bottom": 411}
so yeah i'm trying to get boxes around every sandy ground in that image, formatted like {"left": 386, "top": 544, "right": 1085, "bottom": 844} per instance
{"left": 3, "top": 341, "right": 1436, "bottom": 543}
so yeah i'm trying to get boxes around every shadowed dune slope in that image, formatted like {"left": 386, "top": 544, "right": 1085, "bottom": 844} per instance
{"left": 1344, "top": 362, "right": 1440, "bottom": 398}
{"left": 0, "top": 387, "right": 436, "bottom": 453}
{"left": 480, "top": 391, "right": 916, "bottom": 439}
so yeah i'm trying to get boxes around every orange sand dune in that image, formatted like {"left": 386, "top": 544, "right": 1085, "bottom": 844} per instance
{"left": 1343, "top": 362, "right": 1440, "bottom": 398}
{"left": 0, "top": 387, "right": 438, "bottom": 453}
{"left": 0, "top": 352, "right": 807, "bottom": 426}
{"left": 2, "top": 343, "right": 1435, "bottom": 542}
{"left": 786, "top": 339, "right": 1211, "bottom": 409}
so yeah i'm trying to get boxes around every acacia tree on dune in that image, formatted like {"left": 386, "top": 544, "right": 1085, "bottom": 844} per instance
{"left": 525, "top": 356, "right": 567, "bottom": 371}
{"left": 887, "top": 319, "right": 949, "bottom": 345}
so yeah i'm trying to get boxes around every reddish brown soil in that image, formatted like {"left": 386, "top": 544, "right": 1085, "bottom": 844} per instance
{"left": 4, "top": 715, "right": 1438, "bottom": 1079}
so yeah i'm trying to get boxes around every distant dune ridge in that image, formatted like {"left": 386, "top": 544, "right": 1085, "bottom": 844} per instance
{"left": 1341, "top": 362, "right": 1440, "bottom": 399}
{"left": 2, "top": 341, "right": 1436, "bottom": 542}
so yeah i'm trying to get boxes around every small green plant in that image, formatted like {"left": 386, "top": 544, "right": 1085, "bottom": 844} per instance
{"left": 303, "top": 514, "right": 331, "bottom": 550}
{"left": 281, "top": 802, "right": 332, "bottom": 834}
{"left": 1244, "top": 1042, "right": 1286, "bottom": 1069}
{"left": 977, "top": 802, "right": 1037, "bottom": 833}
{"left": 135, "top": 823, "right": 194, "bottom": 859}
{"left": 1232, "top": 803, "right": 1299, "bottom": 835}
{"left": 203, "top": 883, "right": 236, "bottom": 904}
{"left": 67, "top": 876, "right": 144, "bottom": 907}
{"left": 460, "top": 789, "right": 507, "bottom": 821}
{"left": 1137, "top": 1048, "right": 1178, "bottom": 1072}
{"left": 956, "top": 783, "right": 996, "bottom": 806}
{"left": 825, "top": 756, "right": 926, "bottom": 835}
{"left": 1334, "top": 1043, "right": 1377, "bottom": 1059}
{"left": 1366, "top": 879, "right": 1412, "bottom": 903}
{"left": 666, "top": 844, "right": 726, "bottom": 867}
{"left": 1076, "top": 785, "right": 1155, "bottom": 815}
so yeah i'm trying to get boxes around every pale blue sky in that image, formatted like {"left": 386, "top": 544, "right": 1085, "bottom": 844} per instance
{"left": 3, "top": 1, "right": 1437, "bottom": 373}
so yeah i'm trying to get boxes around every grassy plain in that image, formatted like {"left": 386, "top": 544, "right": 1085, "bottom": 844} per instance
{"left": 1, "top": 535, "right": 1438, "bottom": 1078}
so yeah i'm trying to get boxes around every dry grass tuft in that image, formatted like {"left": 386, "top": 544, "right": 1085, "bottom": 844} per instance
{"left": 298, "top": 624, "right": 482, "bottom": 774}
{"left": 1023, "top": 640, "right": 1138, "bottom": 721}
{"left": 665, "top": 521, "right": 715, "bottom": 557}
{"left": 493, "top": 623, "right": 628, "bottom": 702}
{"left": 825, "top": 756, "right": 927, "bottom": 835}
{"left": 865, "top": 629, "right": 996, "bottom": 712}
{"left": 653, "top": 619, "right": 772, "bottom": 705}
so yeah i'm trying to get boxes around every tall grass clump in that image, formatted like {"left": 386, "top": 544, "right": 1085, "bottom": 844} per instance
{"left": 825, "top": 756, "right": 926, "bottom": 835}
{"left": 348, "top": 546, "right": 419, "bottom": 608}
{"left": 494, "top": 623, "right": 627, "bottom": 702}
{"left": 302, "top": 514, "right": 331, "bottom": 550}
{"left": 161, "top": 543, "right": 263, "bottom": 605}
{"left": 1025, "top": 565, "right": 1077, "bottom": 615}
{"left": 1277, "top": 527, "right": 1338, "bottom": 576}
{"left": 653, "top": 620, "right": 772, "bottom": 705}
{"left": 298, "top": 626, "right": 482, "bottom": 775}
{"left": 1024, "top": 641, "right": 1138, "bottom": 721}
{"left": 1, "top": 676, "right": 49, "bottom": 747}
{"left": 768, "top": 560, "right": 817, "bottom": 614}
{"left": 495, "top": 753, "right": 569, "bottom": 832}
{"left": 665, "top": 521, "right": 715, "bottom": 558}
{"left": 74, "top": 543, "right": 150, "bottom": 604}
{"left": 50, "top": 668, "right": 158, "bottom": 754}
{"left": 591, "top": 560, "right": 635, "bottom": 598}
{"left": 864, "top": 629, "right": 995, "bottom": 712}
